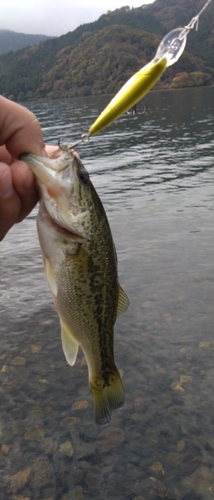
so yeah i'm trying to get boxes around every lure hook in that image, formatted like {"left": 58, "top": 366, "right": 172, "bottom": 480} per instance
{"left": 58, "top": 133, "right": 90, "bottom": 151}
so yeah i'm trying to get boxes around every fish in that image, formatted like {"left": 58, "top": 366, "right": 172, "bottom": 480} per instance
{"left": 21, "top": 146, "right": 129, "bottom": 425}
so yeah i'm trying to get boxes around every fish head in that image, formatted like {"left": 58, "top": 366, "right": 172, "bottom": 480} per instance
{"left": 21, "top": 147, "right": 97, "bottom": 239}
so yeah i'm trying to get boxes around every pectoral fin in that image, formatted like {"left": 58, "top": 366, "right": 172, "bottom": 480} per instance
{"left": 60, "top": 320, "right": 79, "bottom": 366}
{"left": 117, "top": 285, "right": 129, "bottom": 317}
{"left": 43, "top": 257, "right": 58, "bottom": 297}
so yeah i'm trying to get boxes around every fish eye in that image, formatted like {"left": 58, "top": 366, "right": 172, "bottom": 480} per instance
{"left": 78, "top": 170, "right": 90, "bottom": 185}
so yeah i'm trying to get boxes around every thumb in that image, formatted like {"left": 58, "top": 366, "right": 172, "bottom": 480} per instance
{"left": 0, "top": 96, "right": 45, "bottom": 159}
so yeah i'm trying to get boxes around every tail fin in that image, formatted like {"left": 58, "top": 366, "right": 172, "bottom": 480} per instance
{"left": 90, "top": 369, "right": 125, "bottom": 426}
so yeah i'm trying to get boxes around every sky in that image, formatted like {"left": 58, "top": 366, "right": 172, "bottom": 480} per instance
{"left": 1, "top": 0, "right": 155, "bottom": 37}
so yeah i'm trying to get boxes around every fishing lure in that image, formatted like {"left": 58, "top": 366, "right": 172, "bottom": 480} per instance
{"left": 88, "top": 0, "right": 212, "bottom": 137}
{"left": 72, "top": 0, "right": 213, "bottom": 145}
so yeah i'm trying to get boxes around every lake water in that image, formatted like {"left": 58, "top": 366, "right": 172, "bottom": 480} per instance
{"left": 1, "top": 88, "right": 214, "bottom": 499}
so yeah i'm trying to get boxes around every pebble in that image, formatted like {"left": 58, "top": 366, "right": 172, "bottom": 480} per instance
{"left": 59, "top": 441, "right": 74, "bottom": 458}
{"left": 72, "top": 400, "right": 89, "bottom": 411}
{"left": 39, "top": 378, "right": 50, "bottom": 384}
{"left": 149, "top": 477, "right": 168, "bottom": 498}
{"left": 0, "top": 354, "right": 7, "bottom": 360}
{"left": 40, "top": 437, "right": 58, "bottom": 455}
{"left": 10, "top": 357, "right": 26, "bottom": 366}
{"left": 24, "top": 426, "right": 45, "bottom": 441}
{"left": 1, "top": 444, "right": 12, "bottom": 455}
{"left": 30, "top": 457, "right": 54, "bottom": 489}
{"left": 180, "top": 375, "right": 192, "bottom": 384}
{"left": 60, "top": 417, "right": 80, "bottom": 429}
{"left": 148, "top": 462, "right": 165, "bottom": 477}
{"left": 177, "top": 439, "right": 185, "bottom": 452}
{"left": 31, "top": 344, "right": 43, "bottom": 353}
{"left": 44, "top": 406, "right": 55, "bottom": 415}
{"left": 199, "top": 341, "right": 212, "bottom": 350}
{"left": 96, "top": 427, "right": 125, "bottom": 453}
{"left": 1, "top": 364, "right": 9, "bottom": 373}
{"left": 170, "top": 382, "right": 185, "bottom": 394}
{"left": 7, "top": 468, "right": 32, "bottom": 494}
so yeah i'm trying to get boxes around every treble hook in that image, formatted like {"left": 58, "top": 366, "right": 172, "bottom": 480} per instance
{"left": 58, "top": 134, "right": 90, "bottom": 151}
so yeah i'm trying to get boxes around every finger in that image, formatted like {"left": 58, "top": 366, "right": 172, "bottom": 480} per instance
{"left": 0, "top": 145, "right": 13, "bottom": 165}
{"left": 0, "top": 144, "right": 57, "bottom": 166}
{"left": 0, "top": 96, "right": 45, "bottom": 159}
{"left": 10, "top": 161, "right": 39, "bottom": 222}
{"left": 0, "top": 163, "right": 21, "bottom": 241}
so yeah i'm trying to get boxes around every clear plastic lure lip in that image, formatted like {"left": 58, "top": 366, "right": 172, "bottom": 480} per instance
{"left": 155, "top": 0, "right": 213, "bottom": 68}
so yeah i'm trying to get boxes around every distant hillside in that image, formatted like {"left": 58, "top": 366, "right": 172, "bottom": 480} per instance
{"left": 0, "top": 29, "right": 54, "bottom": 55}
{"left": 0, "top": 1, "right": 213, "bottom": 101}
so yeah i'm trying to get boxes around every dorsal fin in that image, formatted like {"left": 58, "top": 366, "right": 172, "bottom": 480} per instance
{"left": 117, "top": 285, "right": 129, "bottom": 317}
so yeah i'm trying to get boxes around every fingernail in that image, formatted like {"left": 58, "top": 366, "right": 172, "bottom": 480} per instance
{"left": 0, "top": 169, "right": 15, "bottom": 198}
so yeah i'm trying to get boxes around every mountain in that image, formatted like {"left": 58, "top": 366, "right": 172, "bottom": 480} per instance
{"left": 0, "top": 29, "right": 54, "bottom": 56}
{"left": 0, "top": 1, "right": 213, "bottom": 101}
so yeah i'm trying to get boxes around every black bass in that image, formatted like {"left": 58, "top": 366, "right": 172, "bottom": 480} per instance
{"left": 22, "top": 146, "right": 129, "bottom": 425}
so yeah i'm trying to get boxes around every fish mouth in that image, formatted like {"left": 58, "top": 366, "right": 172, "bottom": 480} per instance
{"left": 21, "top": 151, "right": 72, "bottom": 182}
{"left": 22, "top": 150, "right": 90, "bottom": 241}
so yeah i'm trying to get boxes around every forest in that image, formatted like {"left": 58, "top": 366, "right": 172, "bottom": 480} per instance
{"left": 0, "top": 0, "right": 213, "bottom": 101}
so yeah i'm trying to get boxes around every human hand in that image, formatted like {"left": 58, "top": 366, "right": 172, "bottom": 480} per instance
{"left": 0, "top": 96, "right": 53, "bottom": 241}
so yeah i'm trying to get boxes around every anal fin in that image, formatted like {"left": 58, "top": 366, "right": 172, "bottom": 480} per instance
{"left": 117, "top": 285, "right": 129, "bottom": 317}
{"left": 60, "top": 320, "right": 79, "bottom": 366}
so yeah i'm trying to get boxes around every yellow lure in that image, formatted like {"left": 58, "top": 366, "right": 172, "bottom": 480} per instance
{"left": 88, "top": 56, "right": 167, "bottom": 137}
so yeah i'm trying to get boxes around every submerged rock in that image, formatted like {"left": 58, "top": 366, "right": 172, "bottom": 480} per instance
{"left": 59, "top": 441, "right": 74, "bottom": 458}
{"left": 31, "top": 344, "right": 43, "bottom": 353}
{"left": 1, "top": 365, "right": 9, "bottom": 373}
{"left": 72, "top": 400, "right": 89, "bottom": 411}
{"left": 177, "top": 440, "right": 185, "bottom": 452}
{"left": 40, "top": 437, "right": 58, "bottom": 455}
{"left": 96, "top": 427, "right": 125, "bottom": 453}
{"left": 148, "top": 462, "right": 165, "bottom": 477}
{"left": 30, "top": 457, "right": 54, "bottom": 489}
{"left": 60, "top": 417, "right": 79, "bottom": 429}
{"left": 24, "top": 426, "right": 45, "bottom": 441}
{"left": 1, "top": 444, "right": 12, "bottom": 455}
{"left": 10, "top": 357, "right": 26, "bottom": 366}
{"left": 170, "top": 382, "right": 185, "bottom": 394}
{"left": 7, "top": 467, "right": 32, "bottom": 494}
{"left": 182, "top": 466, "right": 214, "bottom": 498}
{"left": 180, "top": 375, "right": 192, "bottom": 384}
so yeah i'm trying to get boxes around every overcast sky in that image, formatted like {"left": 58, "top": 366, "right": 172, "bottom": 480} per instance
{"left": 1, "top": 0, "right": 155, "bottom": 37}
